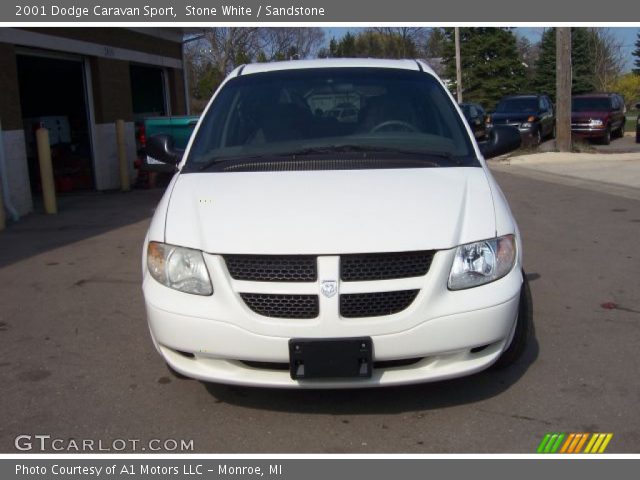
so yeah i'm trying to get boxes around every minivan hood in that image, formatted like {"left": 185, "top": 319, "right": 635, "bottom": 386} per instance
{"left": 164, "top": 167, "right": 496, "bottom": 255}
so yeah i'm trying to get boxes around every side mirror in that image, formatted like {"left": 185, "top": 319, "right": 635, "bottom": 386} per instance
{"left": 144, "top": 134, "right": 181, "bottom": 171}
{"left": 479, "top": 125, "right": 521, "bottom": 159}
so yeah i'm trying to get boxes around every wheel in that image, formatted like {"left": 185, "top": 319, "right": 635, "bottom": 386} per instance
{"left": 601, "top": 128, "right": 611, "bottom": 145}
{"left": 615, "top": 125, "right": 625, "bottom": 139}
{"left": 491, "top": 272, "right": 533, "bottom": 370}
{"left": 533, "top": 128, "right": 542, "bottom": 146}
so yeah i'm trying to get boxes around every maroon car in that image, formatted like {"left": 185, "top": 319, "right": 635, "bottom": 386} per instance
{"left": 571, "top": 93, "right": 626, "bottom": 145}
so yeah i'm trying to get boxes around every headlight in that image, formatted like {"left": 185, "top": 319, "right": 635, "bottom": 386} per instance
{"left": 520, "top": 122, "right": 532, "bottom": 128}
{"left": 448, "top": 235, "right": 516, "bottom": 290}
{"left": 589, "top": 119, "right": 604, "bottom": 127}
{"left": 147, "top": 242, "right": 213, "bottom": 295}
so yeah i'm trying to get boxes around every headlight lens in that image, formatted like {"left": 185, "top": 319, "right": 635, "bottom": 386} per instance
{"left": 520, "top": 122, "right": 532, "bottom": 128}
{"left": 589, "top": 119, "right": 604, "bottom": 127}
{"left": 147, "top": 242, "right": 213, "bottom": 295}
{"left": 448, "top": 235, "right": 516, "bottom": 290}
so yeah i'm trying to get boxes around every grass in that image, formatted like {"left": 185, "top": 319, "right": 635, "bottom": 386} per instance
{"left": 626, "top": 110, "right": 639, "bottom": 132}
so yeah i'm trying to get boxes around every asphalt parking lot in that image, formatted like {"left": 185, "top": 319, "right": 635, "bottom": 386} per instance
{"left": 0, "top": 164, "right": 639, "bottom": 453}
{"left": 592, "top": 133, "right": 640, "bottom": 154}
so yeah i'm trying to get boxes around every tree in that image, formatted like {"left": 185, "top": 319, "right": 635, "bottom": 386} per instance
{"left": 571, "top": 28, "right": 596, "bottom": 94}
{"left": 531, "top": 28, "right": 596, "bottom": 102}
{"left": 516, "top": 35, "right": 540, "bottom": 90}
{"left": 588, "top": 28, "right": 625, "bottom": 92}
{"left": 423, "top": 28, "right": 447, "bottom": 59}
{"left": 612, "top": 73, "right": 640, "bottom": 109}
{"left": 531, "top": 28, "right": 556, "bottom": 98}
{"left": 324, "top": 28, "right": 424, "bottom": 59}
{"left": 441, "top": 28, "right": 526, "bottom": 108}
{"left": 258, "top": 28, "right": 325, "bottom": 61}
{"left": 633, "top": 31, "right": 640, "bottom": 75}
{"left": 370, "top": 27, "right": 427, "bottom": 58}
{"left": 184, "top": 28, "right": 325, "bottom": 111}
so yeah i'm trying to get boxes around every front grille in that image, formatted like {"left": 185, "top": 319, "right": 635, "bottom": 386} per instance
{"left": 340, "top": 251, "right": 434, "bottom": 281}
{"left": 340, "top": 290, "right": 419, "bottom": 318}
{"left": 224, "top": 255, "right": 317, "bottom": 282}
{"left": 240, "top": 293, "right": 319, "bottom": 319}
{"left": 240, "top": 357, "right": 424, "bottom": 371}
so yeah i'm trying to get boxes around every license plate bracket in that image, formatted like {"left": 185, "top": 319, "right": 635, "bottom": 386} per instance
{"left": 289, "top": 337, "right": 373, "bottom": 380}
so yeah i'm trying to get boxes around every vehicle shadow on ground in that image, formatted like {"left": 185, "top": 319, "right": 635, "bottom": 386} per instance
{"left": 201, "top": 327, "right": 539, "bottom": 415}
{"left": 0, "top": 189, "right": 165, "bottom": 268}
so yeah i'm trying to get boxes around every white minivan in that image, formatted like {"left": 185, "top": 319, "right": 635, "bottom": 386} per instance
{"left": 142, "top": 58, "right": 531, "bottom": 388}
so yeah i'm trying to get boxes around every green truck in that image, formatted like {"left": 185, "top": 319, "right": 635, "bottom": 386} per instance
{"left": 140, "top": 116, "right": 199, "bottom": 151}
{"left": 135, "top": 115, "right": 199, "bottom": 186}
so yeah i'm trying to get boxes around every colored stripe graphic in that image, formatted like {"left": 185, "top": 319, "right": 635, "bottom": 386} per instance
{"left": 538, "top": 433, "right": 613, "bottom": 453}
{"left": 537, "top": 433, "right": 552, "bottom": 453}
{"left": 584, "top": 433, "right": 599, "bottom": 453}
{"left": 537, "top": 433, "right": 565, "bottom": 453}
{"left": 559, "top": 433, "right": 575, "bottom": 453}
{"left": 550, "top": 433, "right": 565, "bottom": 453}
{"left": 598, "top": 434, "right": 613, "bottom": 453}
{"left": 574, "top": 433, "right": 589, "bottom": 453}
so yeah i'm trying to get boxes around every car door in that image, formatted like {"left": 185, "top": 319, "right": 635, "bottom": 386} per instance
{"left": 545, "top": 97, "right": 555, "bottom": 136}
{"left": 469, "top": 104, "right": 481, "bottom": 136}
{"left": 539, "top": 97, "right": 553, "bottom": 137}
{"left": 614, "top": 95, "right": 625, "bottom": 132}
{"left": 476, "top": 105, "right": 488, "bottom": 138}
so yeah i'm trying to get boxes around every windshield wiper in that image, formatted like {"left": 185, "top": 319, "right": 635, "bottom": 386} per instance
{"left": 274, "top": 144, "right": 461, "bottom": 164}
{"left": 193, "top": 153, "right": 266, "bottom": 172}
{"left": 192, "top": 144, "right": 460, "bottom": 172}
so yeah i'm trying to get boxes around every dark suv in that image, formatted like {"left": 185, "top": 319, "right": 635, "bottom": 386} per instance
{"left": 460, "top": 102, "right": 488, "bottom": 140}
{"left": 489, "top": 94, "right": 555, "bottom": 146}
{"left": 571, "top": 93, "right": 626, "bottom": 145}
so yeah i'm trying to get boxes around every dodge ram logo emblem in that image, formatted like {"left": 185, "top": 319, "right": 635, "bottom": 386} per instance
{"left": 320, "top": 280, "right": 338, "bottom": 298}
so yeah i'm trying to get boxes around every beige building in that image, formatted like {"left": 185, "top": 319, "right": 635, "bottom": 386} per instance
{"left": 0, "top": 27, "right": 188, "bottom": 217}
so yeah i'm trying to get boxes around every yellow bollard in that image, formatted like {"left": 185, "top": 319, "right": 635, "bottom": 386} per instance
{"left": 36, "top": 128, "right": 57, "bottom": 214}
{"left": 116, "top": 119, "right": 130, "bottom": 192}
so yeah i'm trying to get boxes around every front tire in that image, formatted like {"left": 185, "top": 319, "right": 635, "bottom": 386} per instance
{"left": 533, "top": 128, "right": 542, "bottom": 146}
{"left": 601, "top": 128, "right": 611, "bottom": 145}
{"left": 491, "top": 273, "right": 533, "bottom": 370}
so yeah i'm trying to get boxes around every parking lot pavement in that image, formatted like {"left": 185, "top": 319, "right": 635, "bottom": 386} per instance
{"left": 492, "top": 151, "right": 640, "bottom": 200}
{"left": 0, "top": 172, "right": 639, "bottom": 453}
{"left": 592, "top": 133, "right": 640, "bottom": 154}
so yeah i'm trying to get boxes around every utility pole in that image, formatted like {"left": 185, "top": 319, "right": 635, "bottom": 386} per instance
{"left": 556, "top": 27, "right": 572, "bottom": 152}
{"left": 455, "top": 27, "right": 462, "bottom": 103}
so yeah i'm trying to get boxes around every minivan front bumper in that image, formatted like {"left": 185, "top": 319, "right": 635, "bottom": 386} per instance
{"left": 143, "top": 248, "right": 522, "bottom": 388}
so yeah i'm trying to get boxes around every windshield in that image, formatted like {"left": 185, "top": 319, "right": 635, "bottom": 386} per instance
{"left": 184, "top": 68, "right": 477, "bottom": 171}
{"left": 495, "top": 98, "right": 538, "bottom": 113}
{"left": 572, "top": 97, "right": 612, "bottom": 112}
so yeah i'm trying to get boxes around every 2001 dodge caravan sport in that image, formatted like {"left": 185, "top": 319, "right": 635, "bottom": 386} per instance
{"left": 142, "top": 58, "right": 532, "bottom": 388}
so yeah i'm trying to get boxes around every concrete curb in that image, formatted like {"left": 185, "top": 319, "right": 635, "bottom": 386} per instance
{"left": 494, "top": 151, "right": 640, "bottom": 166}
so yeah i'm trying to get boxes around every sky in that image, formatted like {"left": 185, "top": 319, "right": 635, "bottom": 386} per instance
{"left": 323, "top": 27, "right": 639, "bottom": 72}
